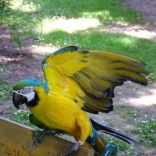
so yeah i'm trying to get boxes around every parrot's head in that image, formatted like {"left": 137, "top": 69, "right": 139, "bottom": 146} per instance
{"left": 12, "top": 77, "right": 41, "bottom": 109}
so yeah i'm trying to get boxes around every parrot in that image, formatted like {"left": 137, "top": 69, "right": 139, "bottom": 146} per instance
{"left": 12, "top": 46, "right": 148, "bottom": 156}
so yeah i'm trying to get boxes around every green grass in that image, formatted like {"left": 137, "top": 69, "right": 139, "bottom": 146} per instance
{"left": 34, "top": 0, "right": 143, "bottom": 24}
{"left": 113, "top": 104, "right": 156, "bottom": 155}
{"left": 131, "top": 118, "right": 156, "bottom": 147}
{"left": 5, "top": 0, "right": 144, "bottom": 23}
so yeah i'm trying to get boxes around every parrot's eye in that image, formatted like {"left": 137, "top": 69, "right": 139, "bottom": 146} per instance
{"left": 20, "top": 86, "right": 34, "bottom": 94}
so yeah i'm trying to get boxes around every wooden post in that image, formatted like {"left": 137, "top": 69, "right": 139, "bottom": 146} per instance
{"left": 0, "top": 117, "right": 94, "bottom": 156}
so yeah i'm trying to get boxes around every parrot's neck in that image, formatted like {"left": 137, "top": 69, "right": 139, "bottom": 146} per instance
{"left": 26, "top": 91, "right": 39, "bottom": 107}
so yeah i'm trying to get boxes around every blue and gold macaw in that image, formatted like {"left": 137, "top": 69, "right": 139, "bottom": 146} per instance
{"left": 12, "top": 46, "right": 148, "bottom": 156}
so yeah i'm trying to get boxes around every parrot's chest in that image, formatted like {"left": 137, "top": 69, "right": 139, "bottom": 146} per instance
{"left": 28, "top": 95, "right": 83, "bottom": 135}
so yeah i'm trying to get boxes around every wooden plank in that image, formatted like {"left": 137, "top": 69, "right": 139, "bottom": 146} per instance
{"left": 0, "top": 117, "right": 94, "bottom": 156}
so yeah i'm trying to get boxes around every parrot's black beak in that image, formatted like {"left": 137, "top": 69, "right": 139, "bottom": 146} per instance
{"left": 13, "top": 92, "right": 27, "bottom": 109}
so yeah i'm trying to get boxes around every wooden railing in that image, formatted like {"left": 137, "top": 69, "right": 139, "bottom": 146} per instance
{"left": 0, "top": 117, "right": 94, "bottom": 156}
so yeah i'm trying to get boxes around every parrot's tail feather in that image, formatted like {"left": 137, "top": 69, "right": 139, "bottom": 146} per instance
{"left": 101, "top": 131, "right": 134, "bottom": 144}
{"left": 91, "top": 119, "right": 138, "bottom": 144}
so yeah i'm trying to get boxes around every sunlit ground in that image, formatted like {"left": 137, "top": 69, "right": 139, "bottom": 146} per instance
{"left": 38, "top": 18, "right": 100, "bottom": 34}
{"left": 114, "top": 82, "right": 156, "bottom": 107}
{"left": 104, "top": 24, "right": 156, "bottom": 41}
{"left": 11, "top": 0, "right": 37, "bottom": 12}
{"left": 129, "top": 88, "right": 156, "bottom": 106}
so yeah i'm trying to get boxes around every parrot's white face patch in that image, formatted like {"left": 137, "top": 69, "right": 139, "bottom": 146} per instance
{"left": 13, "top": 86, "right": 35, "bottom": 102}
{"left": 22, "top": 91, "right": 35, "bottom": 102}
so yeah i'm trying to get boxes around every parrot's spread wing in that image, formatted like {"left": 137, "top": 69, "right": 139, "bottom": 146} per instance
{"left": 42, "top": 46, "right": 148, "bottom": 114}
{"left": 42, "top": 46, "right": 90, "bottom": 79}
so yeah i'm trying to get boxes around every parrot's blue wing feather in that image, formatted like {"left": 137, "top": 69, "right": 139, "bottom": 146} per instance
{"left": 42, "top": 46, "right": 78, "bottom": 65}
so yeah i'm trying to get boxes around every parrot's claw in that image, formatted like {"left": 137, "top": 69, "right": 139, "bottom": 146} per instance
{"left": 33, "top": 129, "right": 57, "bottom": 146}
{"left": 65, "top": 142, "right": 81, "bottom": 156}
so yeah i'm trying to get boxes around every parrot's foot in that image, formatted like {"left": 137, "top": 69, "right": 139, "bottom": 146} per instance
{"left": 65, "top": 141, "right": 82, "bottom": 156}
{"left": 34, "top": 129, "right": 57, "bottom": 146}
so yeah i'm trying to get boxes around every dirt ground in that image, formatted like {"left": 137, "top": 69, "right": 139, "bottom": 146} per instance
{"left": 125, "top": 0, "right": 156, "bottom": 24}
{"left": 105, "top": 0, "right": 156, "bottom": 41}
{"left": 0, "top": 0, "right": 156, "bottom": 155}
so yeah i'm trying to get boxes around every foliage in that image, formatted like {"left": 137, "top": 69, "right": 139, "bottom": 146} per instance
{"left": 8, "top": 13, "right": 36, "bottom": 52}
{"left": 0, "top": 0, "right": 12, "bottom": 10}
{"left": 0, "top": 65, "right": 13, "bottom": 74}
{"left": 0, "top": 79, "right": 12, "bottom": 100}
{"left": 10, "top": 109, "right": 32, "bottom": 126}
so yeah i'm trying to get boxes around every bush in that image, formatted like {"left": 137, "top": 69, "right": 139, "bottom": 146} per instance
{"left": 0, "top": 0, "right": 12, "bottom": 10}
